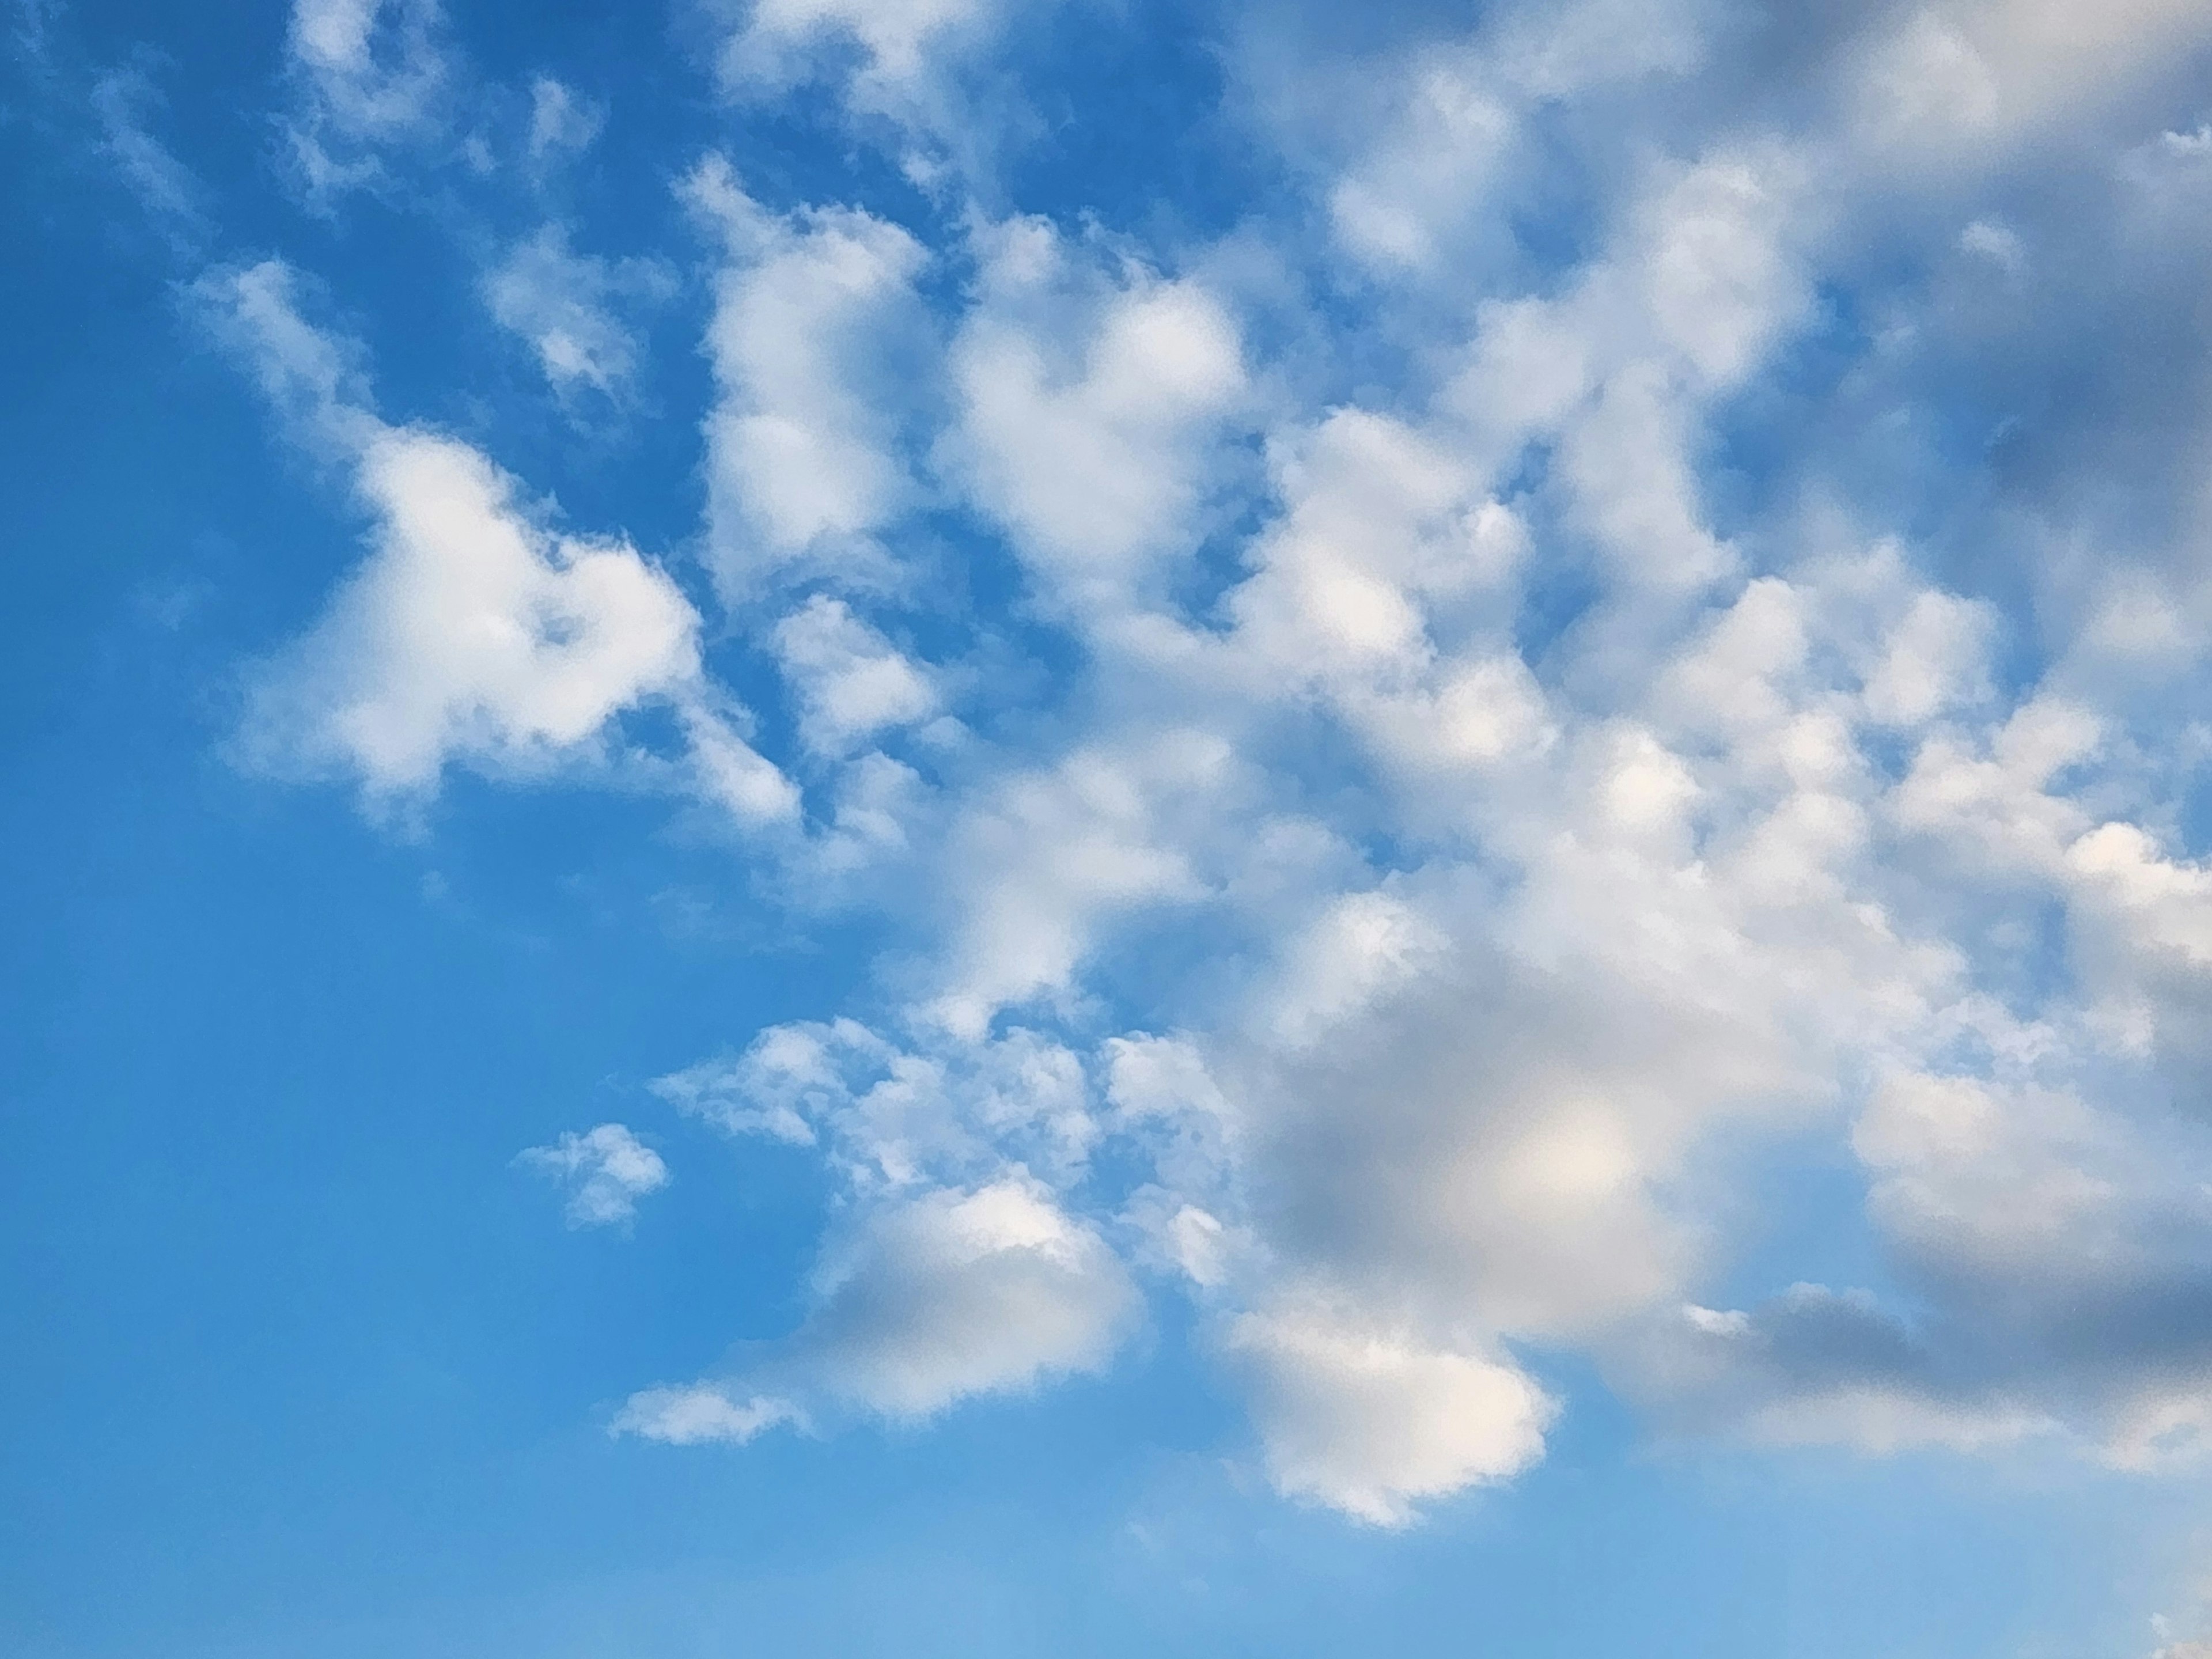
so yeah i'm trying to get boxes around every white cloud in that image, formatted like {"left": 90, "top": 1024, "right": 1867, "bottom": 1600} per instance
{"left": 283, "top": 0, "right": 451, "bottom": 198}
{"left": 791, "top": 1180, "right": 1139, "bottom": 1417}
{"left": 771, "top": 596, "right": 938, "bottom": 755}
{"left": 1327, "top": 58, "right": 1515, "bottom": 275}
{"left": 204, "top": 260, "right": 797, "bottom": 825}
{"left": 91, "top": 66, "right": 204, "bottom": 237}
{"left": 922, "top": 733, "right": 1227, "bottom": 1040}
{"left": 1447, "top": 145, "right": 1814, "bottom": 601}
{"left": 483, "top": 225, "right": 668, "bottom": 403}
{"left": 1859, "top": 588, "right": 1996, "bottom": 726}
{"left": 719, "top": 0, "right": 998, "bottom": 93}
{"left": 612, "top": 1385, "right": 797, "bottom": 1443}
{"left": 1318, "top": 0, "right": 1709, "bottom": 279}
{"left": 944, "top": 217, "right": 1247, "bottom": 614}
{"left": 1258, "top": 890, "right": 1448, "bottom": 1050}
{"left": 616, "top": 1179, "right": 1138, "bottom": 1433}
{"left": 214, "top": 0, "right": 2212, "bottom": 1544}
{"left": 195, "top": 259, "right": 372, "bottom": 447}
{"left": 686, "top": 156, "right": 932, "bottom": 597}
{"left": 243, "top": 426, "right": 703, "bottom": 798}
{"left": 1224, "top": 1305, "right": 1554, "bottom": 1526}
{"left": 1849, "top": 0, "right": 2212, "bottom": 161}
{"left": 517, "top": 1123, "right": 671, "bottom": 1228}
{"left": 660, "top": 1020, "right": 1099, "bottom": 1194}
{"left": 526, "top": 75, "right": 602, "bottom": 161}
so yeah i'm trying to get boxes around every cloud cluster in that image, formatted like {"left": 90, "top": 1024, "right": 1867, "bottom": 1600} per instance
{"left": 204, "top": 0, "right": 2212, "bottom": 1536}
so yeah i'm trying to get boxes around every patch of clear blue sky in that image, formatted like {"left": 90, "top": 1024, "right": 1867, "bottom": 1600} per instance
{"left": 2, "top": 2, "right": 2203, "bottom": 1656}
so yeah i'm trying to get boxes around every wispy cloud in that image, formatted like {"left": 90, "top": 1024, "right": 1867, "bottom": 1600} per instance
{"left": 517, "top": 1123, "right": 671, "bottom": 1229}
{"left": 483, "top": 224, "right": 671, "bottom": 407}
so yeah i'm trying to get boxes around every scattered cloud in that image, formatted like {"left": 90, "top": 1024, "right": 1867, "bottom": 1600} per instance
{"left": 200, "top": 259, "right": 796, "bottom": 826}
{"left": 616, "top": 1178, "right": 1138, "bottom": 1434}
{"left": 90, "top": 63, "right": 205, "bottom": 242}
{"left": 525, "top": 74, "right": 601, "bottom": 162}
{"left": 518, "top": 1123, "right": 671, "bottom": 1229}
{"left": 685, "top": 154, "right": 933, "bottom": 600}
{"left": 483, "top": 224, "right": 671, "bottom": 405}
{"left": 770, "top": 595, "right": 938, "bottom": 756}
{"left": 187, "top": 0, "right": 2212, "bottom": 1544}
{"left": 282, "top": 0, "right": 453, "bottom": 201}
{"left": 942, "top": 217, "right": 1248, "bottom": 616}
{"left": 1224, "top": 1304, "right": 1554, "bottom": 1527}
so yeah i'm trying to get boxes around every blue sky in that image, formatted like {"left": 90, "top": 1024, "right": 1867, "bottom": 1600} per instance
{"left": 9, "top": 1, "right": 2212, "bottom": 1654}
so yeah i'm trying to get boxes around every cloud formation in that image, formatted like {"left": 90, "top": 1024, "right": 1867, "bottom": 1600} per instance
{"left": 283, "top": 0, "right": 452, "bottom": 199}
{"left": 483, "top": 226, "right": 668, "bottom": 404}
{"left": 203, "top": 260, "right": 796, "bottom": 825}
{"left": 201, "top": 0, "right": 2212, "bottom": 1536}
{"left": 616, "top": 1177, "right": 1137, "bottom": 1437}
{"left": 686, "top": 155, "right": 933, "bottom": 599}
{"left": 518, "top": 1123, "right": 672, "bottom": 1229}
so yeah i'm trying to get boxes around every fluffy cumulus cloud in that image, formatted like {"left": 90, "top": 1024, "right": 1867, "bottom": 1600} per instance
{"left": 770, "top": 596, "right": 938, "bottom": 755}
{"left": 518, "top": 1123, "right": 671, "bottom": 1228}
{"left": 685, "top": 154, "right": 933, "bottom": 599}
{"left": 616, "top": 1178, "right": 1137, "bottom": 1437}
{"left": 706, "top": 0, "right": 1039, "bottom": 176}
{"left": 198, "top": 0, "right": 2212, "bottom": 1537}
{"left": 203, "top": 261, "right": 795, "bottom": 825}
{"left": 718, "top": 0, "right": 997, "bottom": 93}
{"left": 1224, "top": 1306, "right": 1554, "bottom": 1527}
{"left": 944, "top": 217, "right": 1247, "bottom": 616}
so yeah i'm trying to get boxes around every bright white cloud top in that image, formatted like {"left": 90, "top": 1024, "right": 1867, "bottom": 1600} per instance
{"left": 94, "top": 0, "right": 2212, "bottom": 1548}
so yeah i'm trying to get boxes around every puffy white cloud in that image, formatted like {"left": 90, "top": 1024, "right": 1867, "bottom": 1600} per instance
{"left": 1447, "top": 145, "right": 1814, "bottom": 602}
{"left": 921, "top": 733, "right": 1229, "bottom": 1040}
{"left": 220, "top": 0, "right": 2212, "bottom": 1544}
{"left": 517, "top": 1123, "right": 671, "bottom": 1228}
{"left": 771, "top": 596, "right": 938, "bottom": 755}
{"left": 1224, "top": 1305, "right": 1553, "bottom": 1526}
{"left": 204, "top": 260, "right": 796, "bottom": 825}
{"left": 1317, "top": 0, "right": 1710, "bottom": 279}
{"left": 660, "top": 1020, "right": 1099, "bottom": 1193}
{"left": 1228, "top": 408, "right": 1509, "bottom": 683}
{"left": 1848, "top": 0, "right": 2212, "bottom": 161}
{"left": 1327, "top": 58, "right": 1514, "bottom": 276}
{"left": 707, "top": 0, "right": 1052, "bottom": 186}
{"left": 944, "top": 218, "right": 1247, "bottom": 614}
{"left": 787, "top": 1179, "right": 1139, "bottom": 1418}
{"left": 616, "top": 1179, "right": 1138, "bottom": 1433}
{"left": 1257, "top": 890, "right": 1447, "bottom": 1051}
{"left": 687, "top": 156, "right": 932, "bottom": 597}
{"left": 719, "top": 0, "right": 998, "bottom": 93}
{"left": 612, "top": 1385, "right": 797, "bottom": 1444}
{"left": 243, "top": 426, "right": 703, "bottom": 797}
{"left": 652, "top": 1017, "right": 887, "bottom": 1149}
